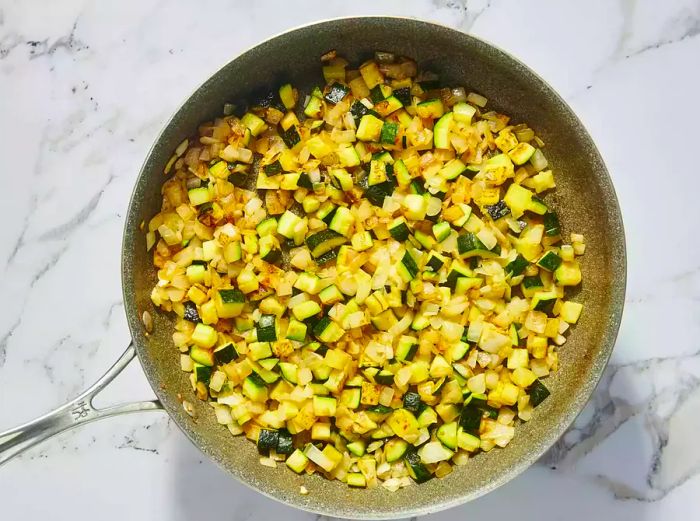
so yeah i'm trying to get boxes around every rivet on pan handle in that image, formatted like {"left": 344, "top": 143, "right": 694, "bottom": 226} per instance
{"left": 0, "top": 343, "right": 163, "bottom": 467}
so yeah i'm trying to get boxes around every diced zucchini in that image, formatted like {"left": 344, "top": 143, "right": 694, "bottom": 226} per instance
{"left": 436, "top": 422, "right": 458, "bottom": 450}
{"left": 439, "top": 158, "right": 466, "bottom": 180}
{"left": 208, "top": 160, "right": 228, "bottom": 178}
{"left": 185, "top": 264, "right": 206, "bottom": 284}
{"left": 311, "top": 422, "right": 331, "bottom": 441}
{"left": 279, "top": 362, "right": 299, "bottom": 384}
{"left": 416, "top": 98, "right": 444, "bottom": 119}
{"left": 404, "top": 447, "right": 432, "bottom": 483}
{"left": 380, "top": 121, "right": 398, "bottom": 145}
{"left": 188, "top": 186, "right": 212, "bottom": 207}
{"left": 393, "top": 159, "right": 411, "bottom": 187}
{"left": 417, "top": 406, "right": 438, "bottom": 428}
{"left": 248, "top": 341, "right": 273, "bottom": 360}
{"left": 241, "top": 112, "right": 268, "bottom": 137}
{"left": 450, "top": 341, "right": 470, "bottom": 361}
{"left": 385, "top": 438, "right": 408, "bottom": 462}
{"left": 329, "top": 207, "right": 355, "bottom": 237}
{"left": 317, "top": 201, "right": 337, "bottom": 223}
{"left": 319, "top": 284, "right": 343, "bottom": 305}
{"left": 457, "top": 429, "right": 481, "bottom": 451}
{"left": 543, "top": 211, "right": 561, "bottom": 237}
{"left": 304, "top": 95, "right": 323, "bottom": 118}
{"left": 457, "top": 233, "right": 499, "bottom": 259}
{"left": 396, "top": 251, "right": 419, "bottom": 283}
{"left": 331, "top": 143, "right": 359, "bottom": 169}
{"left": 424, "top": 251, "right": 445, "bottom": 272}
{"left": 292, "top": 300, "right": 322, "bottom": 321}
{"left": 330, "top": 168, "right": 353, "bottom": 191}
{"left": 432, "top": 221, "right": 451, "bottom": 242}
{"left": 324, "top": 82, "right": 349, "bottom": 104}
{"left": 414, "top": 230, "right": 434, "bottom": 250}
{"left": 359, "top": 61, "right": 384, "bottom": 88}
{"left": 375, "top": 96, "right": 403, "bottom": 117}
{"left": 235, "top": 316, "right": 254, "bottom": 332}
{"left": 242, "top": 373, "right": 268, "bottom": 402}
{"left": 356, "top": 114, "right": 385, "bottom": 142}
{"left": 346, "top": 440, "right": 366, "bottom": 457}
{"left": 528, "top": 196, "right": 548, "bottom": 216}
{"left": 193, "top": 363, "right": 211, "bottom": 384}
{"left": 537, "top": 250, "right": 563, "bottom": 272}
{"left": 389, "top": 217, "right": 410, "bottom": 241}
{"left": 190, "top": 346, "right": 214, "bottom": 367}
{"left": 306, "top": 230, "right": 348, "bottom": 258}
{"left": 213, "top": 343, "right": 238, "bottom": 364}
{"left": 346, "top": 472, "right": 366, "bottom": 488}
{"left": 402, "top": 391, "right": 423, "bottom": 413}
{"left": 531, "top": 291, "right": 558, "bottom": 314}
{"left": 560, "top": 301, "right": 583, "bottom": 324}
{"left": 345, "top": 375, "right": 364, "bottom": 388}
{"left": 504, "top": 183, "right": 533, "bottom": 219}
{"left": 313, "top": 316, "right": 345, "bottom": 343}
{"left": 223, "top": 241, "right": 242, "bottom": 263}
{"left": 528, "top": 379, "right": 551, "bottom": 406}
{"left": 237, "top": 269, "right": 259, "bottom": 294}
{"left": 276, "top": 429, "right": 294, "bottom": 454}
{"left": 396, "top": 335, "right": 418, "bottom": 362}
{"left": 214, "top": 288, "right": 245, "bottom": 318}
{"left": 257, "top": 428, "right": 279, "bottom": 453}
{"left": 433, "top": 112, "right": 453, "bottom": 149}
{"left": 312, "top": 395, "right": 337, "bottom": 417}
{"left": 555, "top": 261, "right": 582, "bottom": 286}
{"left": 453, "top": 203, "right": 473, "bottom": 227}
{"left": 256, "top": 314, "right": 277, "bottom": 342}
{"left": 375, "top": 369, "right": 394, "bottom": 385}
{"left": 508, "top": 142, "right": 536, "bottom": 165}
{"left": 453, "top": 102, "right": 476, "bottom": 124}
{"left": 259, "top": 235, "right": 281, "bottom": 264}
{"left": 277, "top": 211, "right": 302, "bottom": 239}
{"left": 351, "top": 231, "right": 373, "bottom": 251}
{"left": 286, "top": 449, "right": 309, "bottom": 473}
{"left": 506, "top": 254, "right": 529, "bottom": 277}
{"left": 368, "top": 159, "right": 388, "bottom": 186}
{"left": 411, "top": 312, "right": 430, "bottom": 331}
{"left": 522, "top": 275, "right": 544, "bottom": 297}
{"left": 340, "top": 387, "right": 362, "bottom": 409}
{"left": 387, "top": 409, "right": 420, "bottom": 443}
{"left": 278, "top": 83, "right": 296, "bottom": 109}
{"left": 191, "top": 323, "right": 218, "bottom": 348}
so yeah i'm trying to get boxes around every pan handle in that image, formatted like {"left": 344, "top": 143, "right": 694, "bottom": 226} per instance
{"left": 0, "top": 342, "right": 162, "bottom": 467}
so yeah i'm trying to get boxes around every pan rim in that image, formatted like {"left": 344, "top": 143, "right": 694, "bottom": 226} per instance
{"left": 121, "top": 15, "right": 626, "bottom": 519}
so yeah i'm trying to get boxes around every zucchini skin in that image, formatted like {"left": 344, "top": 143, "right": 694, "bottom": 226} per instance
{"left": 402, "top": 391, "right": 424, "bottom": 413}
{"left": 183, "top": 301, "right": 201, "bottom": 323}
{"left": 528, "top": 379, "right": 551, "bottom": 406}
{"left": 306, "top": 230, "right": 348, "bottom": 258}
{"left": 257, "top": 429, "right": 279, "bottom": 453}
{"left": 404, "top": 447, "right": 432, "bottom": 483}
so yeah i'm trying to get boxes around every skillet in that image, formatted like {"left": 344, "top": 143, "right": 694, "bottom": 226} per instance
{"left": 0, "top": 17, "right": 625, "bottom": 519}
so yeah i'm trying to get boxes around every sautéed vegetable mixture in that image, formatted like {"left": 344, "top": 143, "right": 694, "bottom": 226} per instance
{"left": 146, "top": 50, "right": 586, "bottom": 491}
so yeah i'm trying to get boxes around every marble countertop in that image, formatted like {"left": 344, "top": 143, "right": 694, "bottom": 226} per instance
{"left": 1, "top": 0, "right": 699, "bottom": 519}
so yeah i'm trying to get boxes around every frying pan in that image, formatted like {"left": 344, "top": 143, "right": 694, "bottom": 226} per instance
{"left": 0, "top": 17, "right": 626, "bottom": 519}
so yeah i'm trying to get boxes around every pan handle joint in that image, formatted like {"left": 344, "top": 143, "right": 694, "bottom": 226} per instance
{"left": 0, "top": 342, "right": 162, "bottom": 467}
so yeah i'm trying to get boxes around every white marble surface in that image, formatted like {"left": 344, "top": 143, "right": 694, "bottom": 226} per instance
{"left": 1, "top": 0, "right": 699, "bottom": 519}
